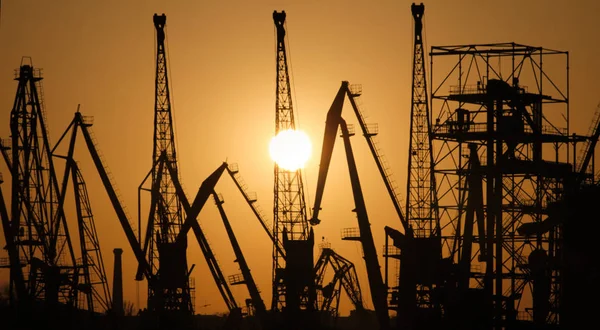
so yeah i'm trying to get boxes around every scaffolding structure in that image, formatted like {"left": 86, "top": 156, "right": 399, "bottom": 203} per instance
{"left": 430, "top": 43, "right": 571, "bottom": 328}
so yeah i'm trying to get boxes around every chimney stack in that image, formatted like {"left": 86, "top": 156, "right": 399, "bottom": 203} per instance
{"left": 112, "top": 248, "right": 124, "bottom": 316}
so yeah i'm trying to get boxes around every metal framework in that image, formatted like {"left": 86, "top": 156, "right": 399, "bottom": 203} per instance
{"left": 212, "top": 190, "right": 267, "bottom": 326}
{"left": 4, "top": 61, "right": 77, "bottom": 306}
{"left": 66, "top": 111, "right": 240, "bottom": 328}
{"left": 272, "top": 10, "right": 314, "bottom": 325}
{"left": 312, "top": 81, "right": 390, "bottom": 330}
{"left": 314, "top": 244, "right": 364, "bottom": 319}
{"left": 0, "top": 60, "right": 110, "bottom": 319}
{"left": 406, "top": 3, "right": 439, "bottom": 236}
{"left": 137, "top": 13, "right": 192, "bottom": 315}
{"left": 430, "top": 42, "right": 570, "bottom": 328}
{"left": 72, "top": 161, "right": 112, "bottom": 313}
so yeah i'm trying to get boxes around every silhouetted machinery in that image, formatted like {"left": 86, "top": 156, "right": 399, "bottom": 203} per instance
{"left": 314, "top": 243, "right": 365, "bottom": 328}
{"left": 271, "top": 10, "right": 316, "bottom": 330}
{"left": 0, "top": 59, "right": 111, "bottom": 329}
{"left": 384, "top": 4, "right": 442, "bottom": 330}
{"left": 133, "top": 13, "right": 195, "bottom": 328}
{"left": 312, "top": 81, "right": 391, "bottom": 330}
{"left": 55, "top": 111, "right": 245, "bottom": 330}
{"left": 427, "top": 8, "right": 580, "bottom": 330}
{"left": 27, "top": 14, "right": 246, "bottom": 330}
{"left": 5, "top": 5, "right": 598, "bottom": 330}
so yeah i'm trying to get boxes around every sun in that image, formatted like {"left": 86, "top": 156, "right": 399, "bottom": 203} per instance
{"left": 269, "top": 129, "right": 312, "bottom": 171}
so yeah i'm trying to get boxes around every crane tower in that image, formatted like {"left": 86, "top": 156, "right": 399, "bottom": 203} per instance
{"left": 1, "top": 60, "right": 111, "bottom": 326}
{"left": 138, "top": 13, "right": 193, "bottom": 315}
{"left": 393, "top": 3, "right": 442, "bottom": 329}
{"left": 406, "top": 3, "right": 439, "bottom": 236}
{"left": 272, "top": 10, "right": 315, "bottom": 328}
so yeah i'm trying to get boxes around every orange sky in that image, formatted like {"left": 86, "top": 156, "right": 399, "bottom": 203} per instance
{"left": 0, "top": 0, "right": 599, "bottom": 317}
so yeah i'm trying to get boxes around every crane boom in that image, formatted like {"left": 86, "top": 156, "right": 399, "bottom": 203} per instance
{"left": 212, "top": 191, "right": 268, "bottom": 325}
{"left": 578, "top": 102, "right": 600, "bottom": 178}
{"left": 71, "top": 160, "right": 112, "bottom": 312}
{"left": 226, "top": 165, "right": 286, "bottom": 258}
{"left": 310, "top": 85, "right": 347, "bottom": 225}
{"left": 175, "top": 163, "right": 227, "bottom": 241}
{"left": 311, "top": 82, "right": 407, "bottom": 231}
{"left": 312, "top": 81, "right": 390, "bottom": 330}
{"left": 345, "top": 87, "right": 407, "bottom": 231}
{"left": 76, "top": 113, "right": 152, "bottom": 278}
{"left": 164, "top": 161, "right": 241, "bottom": 313}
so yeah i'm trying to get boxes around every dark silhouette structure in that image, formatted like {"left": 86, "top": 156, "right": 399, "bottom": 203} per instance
{"left": 112, "top": 248, "right": 124, "bottom": 317}
{"left": 429, "top": 37, "right": 571, "bottom": 330}
{"left": 271, "top": 10, "right": 316, "bottom": 330}
{"left": 0, "top": 59, "right": 111, "bottom": 328}
{"left": 2, "top": 5, "right": 598, "bottom": 330}
{"left": 312, "top": 81, "right": 391, "bottom": 330}
{"left": 314, "top": 242, "right": 365, "bottom": 328}
{"left": 137, "top": 12, "right": 194, "bottom": 316}
{"left": 385, "top": 4, "right": 442, "bottom": 330}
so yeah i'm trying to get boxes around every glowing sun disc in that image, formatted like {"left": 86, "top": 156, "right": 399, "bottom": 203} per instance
{"left": 269, "top": 129, "right": 312, "bottom": 171}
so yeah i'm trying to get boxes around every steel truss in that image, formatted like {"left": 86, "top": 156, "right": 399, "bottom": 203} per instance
{"left": 430, "top": 43, "right": 571, "bottom": 328}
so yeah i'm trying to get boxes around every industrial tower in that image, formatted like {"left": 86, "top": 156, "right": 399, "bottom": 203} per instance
{"left": 406, "top": 3, "right": 439, "bottom": 238}
{"left": 429, "top": 42, "right": 570, "bottom": 328}
{"left": 385, "top": 4, "right": 442, "bottom": 329}
{"left": 4, "top": 61, "right": 76, "bottom": 308}
{"left": 138, "top": 13, "right": 193, "bottom": 316}
{"left": 0, "top": 60, "right": 111, "bottom": 325}
{"left": 272, "top": 10, "right": 315, "bottom": 328}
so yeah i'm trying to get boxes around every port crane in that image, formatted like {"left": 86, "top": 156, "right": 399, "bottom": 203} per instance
{"left": 226, "top": 164, "right": 286, "bottom": 260}
{"left": 311, "top": 81, "right": 390, "bottom": 330}
{"left": 211, "top": 190, "right": 267, "bottom": 326}
{"left": 132, "top": 14, "right": 194, "bottom": 322}
{"left": 314, "top": 244, "right": 364, "bottom": 328}
{"left": 47, "top": 109, "right": 241, "bottom": 329}
{"left": 271, "top": 10, "right": 316, "bottom": 330}
{"left": 0, "top": 61, "right": 111, "bottom": 326}
{"left": 385, "top": 4, "right": 442, "bottom": 329}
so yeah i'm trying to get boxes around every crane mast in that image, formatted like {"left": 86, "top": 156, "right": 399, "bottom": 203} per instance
{"left": 4, "top": 62, "right": 78, "bottom": 308}
{"left": 272, "top": 10, "right": 315, "bottom": 327}
{"left": 406, "top": 3, "right": 439, "bottom": 237}
{"left": 393, "top": 3, "right": 442, "bottom": 329}
{"left": 143, "top": 13, "right": 192, "bottom": 314}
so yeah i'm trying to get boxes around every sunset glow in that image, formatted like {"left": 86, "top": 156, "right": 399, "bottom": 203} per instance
{"left": 269, "top": 129, "right": 311, "bottom": 171}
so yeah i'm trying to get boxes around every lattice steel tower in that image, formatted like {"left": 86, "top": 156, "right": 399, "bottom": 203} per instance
{"left": 2, "top": 62, "right": 77, "bottom": 307}
{"left": 272, "top": 10, "right": 315, "bottom": 326}
{"left": 140, "top": 14, "right": 192, "bottom": 314}
{"left": 399, "top": 4, "right": 442, "bottom": 327}
{"left": 1, "top": 60, "right": 110, "bottom": 319}
{"left": 430, "top": 42, "right": 570, "bottom": 329}
{"left": 406, "top": 4, "right": 439, "bottom": 236}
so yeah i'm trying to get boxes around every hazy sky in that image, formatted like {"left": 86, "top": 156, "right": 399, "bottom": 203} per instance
{"left": 0, "top": 0, "right": 598, "bottom": 316}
